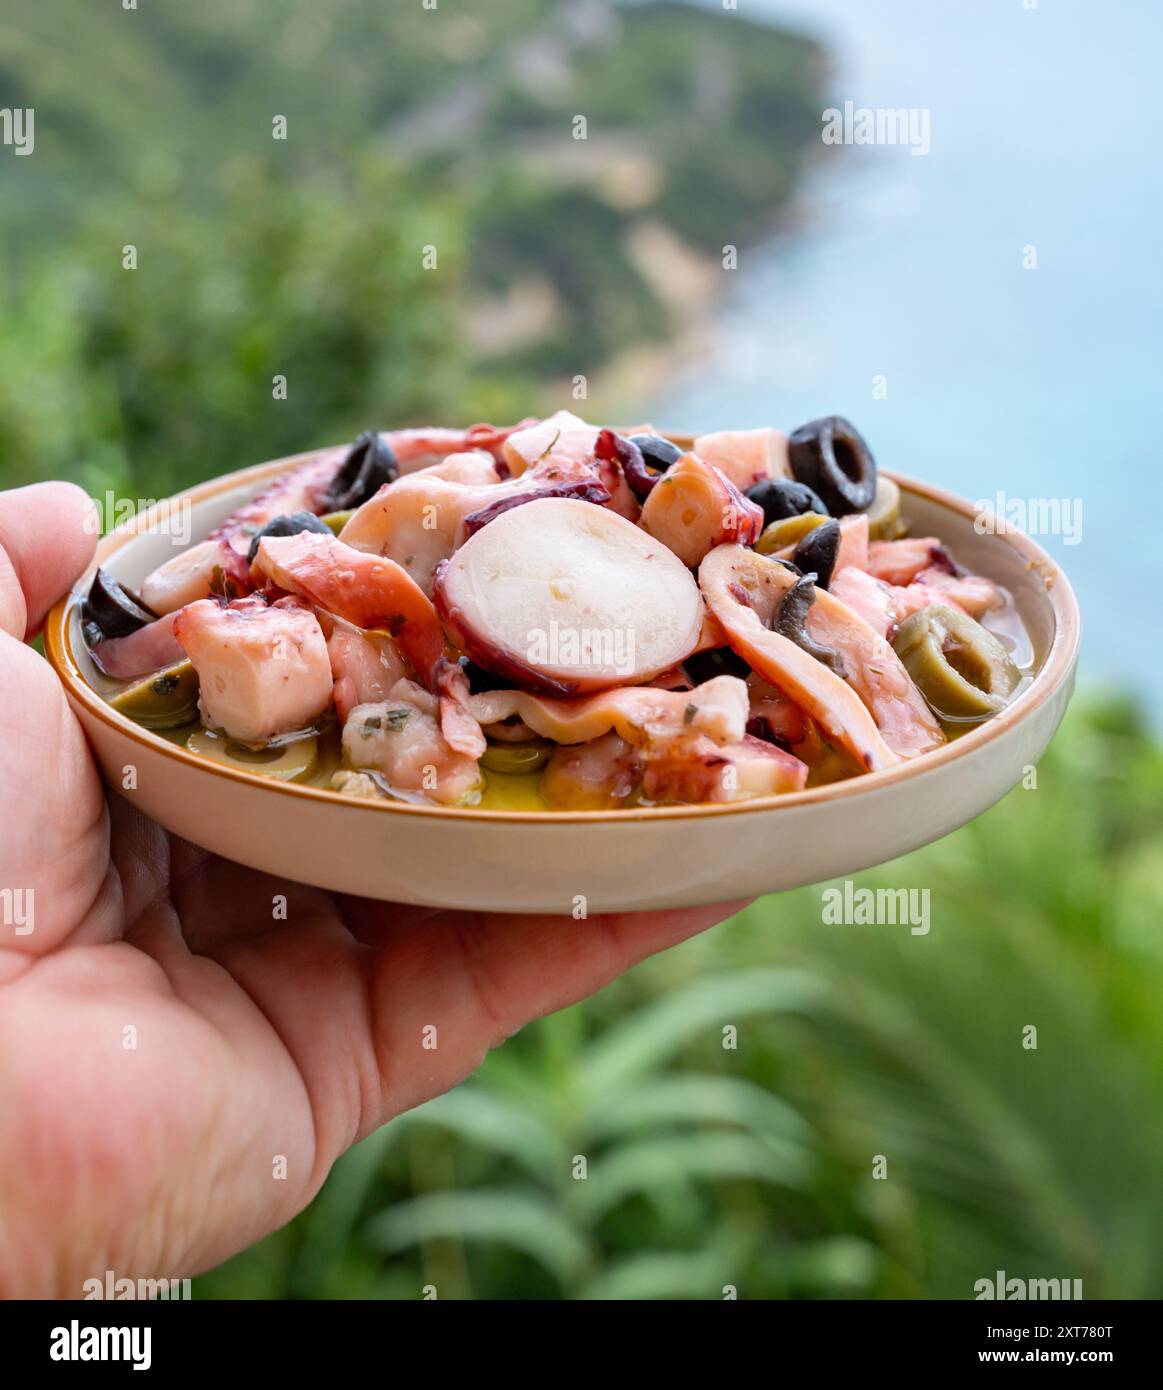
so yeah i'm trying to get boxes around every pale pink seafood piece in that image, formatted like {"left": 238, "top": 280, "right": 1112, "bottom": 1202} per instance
{"left": 834, "top": 513, "right": 870, "bottom": 575}
{"left": 208, "top": 450, "right": 345, "bottom": 552}
{"left": 193, "top": 421, "right": 530, "bottom": 577}
{"left": 643, "top": 733, "right": 808, "bottom": 804}
{"left": 89, "top": 611, "right": 185, "bottom": 680}
{"left": 891, "top": 569, "right": 1003, "bottom": 621}
{"left": 173, "top": 595, "right": 332, "bottom": 745}
{"left": 387, "top": 421, "right": 534, "bottom": 474}
{"left": 434, "top": 497, "right": 705, "bottom": 697}
{"left": 691, "top": 610, "right": 730, "bottom": 653}
{"left": 595, "top": 449, "right": 641, "bottom": 521}
{"left": 502, "top": 410, "right": 599, "bottom": 478}
{"left": 865, "top": 536, "right": 954, "bottom": 587}
{"left": 699, "top": 544, "right": 899, "bottom": 773}
{"left": 691, "top": 428, "right": 791, "bottom": 492}
{"left": 341, "top": 679, "right": 483, "bottom": 806}
{"left": 326, "top": 623, "right": 410, "bottom": 726}
{"left": 464, "top": 673, "right": 749, "bottom": 750}
{"left": 540, "top": 732, "right": 644, "bottom": 810}
{"left": 801, "top": 581, "right": 944, "bottom": 760}
{"left": 418, "top": 451, "right": 503, "bottom": 486}
{"left": 638, "top": 454, "right": 764, "bottom": 568}
{"left": 253, "top": 531, "right": 447, "bottom": 686}
{"left": 433, "top": 656, "right": 488, "bottom": 760}
{"left": 338, "top": 454, "right": 607, "bottom": 597}
{"left": 140, "top": 539, "right": 221, "bottom": 614}
{"left": 702, "top": 545, "right": 942, "bottom": 760}
{"left": 338, "top": 472, "right": 488, "bottom": 597}
{"left": 829, "top": 566, "right": 894, "bottom": 640}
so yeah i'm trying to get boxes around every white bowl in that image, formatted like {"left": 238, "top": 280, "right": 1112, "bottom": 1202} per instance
{"left": 46, "top": 445, "right": 1081, "bottom": 914}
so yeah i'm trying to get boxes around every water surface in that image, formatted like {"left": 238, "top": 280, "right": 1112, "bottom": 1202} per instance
{"left": 649, "top": 0, "right": 1162, "bottom": 718}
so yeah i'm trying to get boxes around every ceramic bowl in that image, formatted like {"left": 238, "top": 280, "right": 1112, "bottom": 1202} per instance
{"left": 45, "top": 442, "right": 1081, "bottom": 914}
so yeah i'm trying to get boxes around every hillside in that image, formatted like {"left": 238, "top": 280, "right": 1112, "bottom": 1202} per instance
{"left": 0, "top": 0, "right": 824, "bottom": 499}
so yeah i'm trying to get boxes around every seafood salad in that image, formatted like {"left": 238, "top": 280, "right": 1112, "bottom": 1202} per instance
{"left": 80, "top": 412, "right": 1031, "bottom": 811}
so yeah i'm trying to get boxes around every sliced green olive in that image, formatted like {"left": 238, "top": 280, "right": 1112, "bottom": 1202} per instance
{"left": 321, "top": 509, "right": 355, "bottom": 536}
{"left": 480, "top": 739, "right": 551, "bottom": 775}
{"left": 893, "top": 605, "right": 1020, "bottom": 719}
{"left": 186, "top": 729, "right": 319, "bottom": 781}
{"left": 755, "top": 512, "right": 826, "bottom": 555}
{"left": 110, "top": 661, "right": 200, "bottom": 729}
{"left": 865, "top": 475, "right": 906, "bottom": 540}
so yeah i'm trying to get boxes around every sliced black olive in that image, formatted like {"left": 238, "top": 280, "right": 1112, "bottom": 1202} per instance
{"left": 326, "top": 430, "right": 399, "bottom": 511}
{"left": 246, "top": 511, "right": 333, "bottom": 565}
{"left": 787, "top": 416, "right": 877, "bottom": 515}
{"left": 792, "top": 518, "right": 841, "bottom": 591}
{"left": 683, "top": 645, "right": 752, "bottom": 685}
{"left": 628, "top": 433, "right": 682, "bottom": 476}
{"left": 744, "top": 477, "right": 827, "bottom": 529}
{"left": 773, "top": 572, "right": 846, "bottom": 678}
{"left": 83, "top": 568, "right": 158, "bottom": 640}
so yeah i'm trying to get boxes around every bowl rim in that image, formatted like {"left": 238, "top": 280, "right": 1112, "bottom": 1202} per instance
{"left": 45, "top": 442, "right": 1082, "bottom": 825}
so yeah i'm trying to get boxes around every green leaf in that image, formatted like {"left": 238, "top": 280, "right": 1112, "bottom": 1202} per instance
{"left": 364, "top": 1189, "right": 590, "bottom": 1286}
{"left": 579, "top": 969, "right": 827, "bottom": 1102}
{"left": 586, "top": 1072, "right": 812, "bottom": 1150}
{"left": 287, "top": 1125, "right": 398, "bottom": 1295}
{"left": 577, "top": 1249, "right": 736, "bottom": 1301}
{"left": 390, "top": 1084, "right": 563, "bottom": 1179}
{"left": 572, "top": 1131, "right": 813, "bottom": 1222}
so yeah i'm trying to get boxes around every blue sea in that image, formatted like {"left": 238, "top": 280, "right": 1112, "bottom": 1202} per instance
{"left": 647, "top": 0, "right": 1162, "bottom": 722}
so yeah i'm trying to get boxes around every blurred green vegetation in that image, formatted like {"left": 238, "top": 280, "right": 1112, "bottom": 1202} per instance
{"left": 195, "top": 698, "right": 1163, "bottom": 1299}
{"left": 0, "top": 0, "right": 823, "bottom": 501}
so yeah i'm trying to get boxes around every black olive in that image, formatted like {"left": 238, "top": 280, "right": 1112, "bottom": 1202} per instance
{"left": 773, "top": 572, "right": 846, "bottom": 678}
{"left": 792, "top": 518, "right": 841, "bottom": 591}
{"left": 683, "top": 645, "right": 752, "bottom": 685}
{"left": 628, "top": 433, "right": 682, "bottom": 476}
{"left": 326, "top": 430, "right": 399, "bottom": 511}
{"left": 787, "top": 416, "right": 877, "bottom": 515}
{"left": 459, "top": 656, "right": 514, "bottom": 695}
{"left": 596, "top": 429, "right": 675, "bottom": 501}
{"left": 744, "top": 477, "right": 827, "bottom": 528}
{"left": 83, "top": 568, "right": 158, "bottom": 640}
{"left": 246, "top": 511, "right": 333, "bottom": 564}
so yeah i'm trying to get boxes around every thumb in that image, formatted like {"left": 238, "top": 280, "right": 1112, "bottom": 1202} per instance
{"left": 0, "top": 483, "right": 99, "bottom": 640}
{"left": 0, "top": 483, "right": 115, "bottom": 966}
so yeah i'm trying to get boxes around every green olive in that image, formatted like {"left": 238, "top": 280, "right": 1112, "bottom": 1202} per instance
{"left": 893, "top": 605, "right": 1020, "bottom": 719}
{"left": 755, "top": 512, "right": 826, "bottom": 555}
{"left": 866, "top": 476, "right": 906, "bottom": 540}
{"left": 480, "top": 739, "right": 551, "bottom": 775}
{"left": 186, "top": 729, "right": 319, "bottom": 781}
{"left": 110, "top": 661, "right": 200, "bottom": 729}
{"left": 321, "top": 509, "right": 355, "bottom": 535}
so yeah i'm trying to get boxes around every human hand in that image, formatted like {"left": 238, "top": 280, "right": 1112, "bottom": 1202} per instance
{"left": 0, "top": 482, "right": 745, "bottom": 1296}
